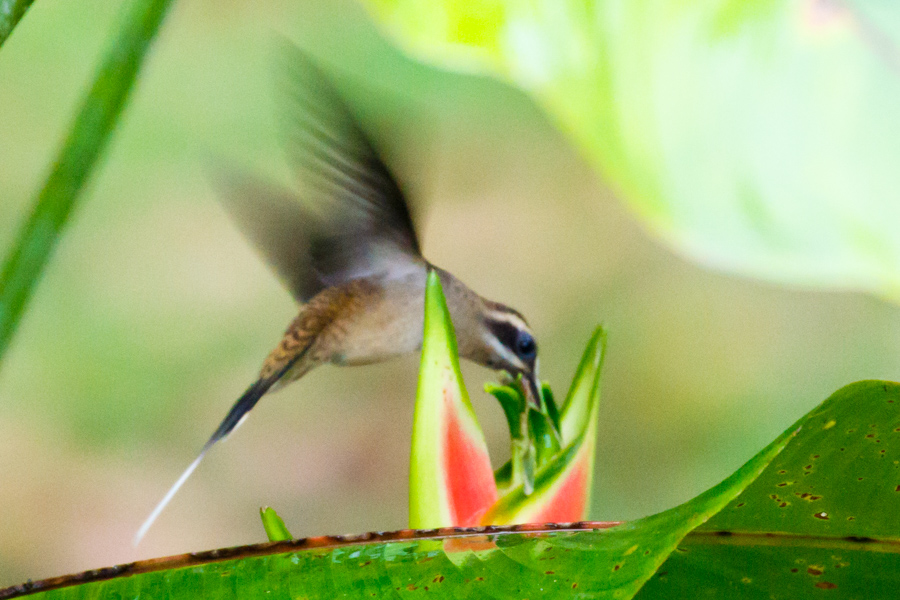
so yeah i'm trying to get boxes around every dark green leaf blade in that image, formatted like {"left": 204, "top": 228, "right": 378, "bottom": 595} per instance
{"left": 636, "top": 380, "right": 900, "bottom": 599}
{"left": 640, "top": 534, "right": 900, "bottom": 599}
{"left": 0, "top": 0, "right": 174, "bottom": 365}
{"left": 0, "top": 0, "right": 35, "bottom": 47}
{"left": 703, "top": 380, "right": 900, "bottom": 537}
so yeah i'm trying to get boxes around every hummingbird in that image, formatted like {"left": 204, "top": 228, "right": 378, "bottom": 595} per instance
{"left": 135, "top": 46, "right": 539, "bottom": 543}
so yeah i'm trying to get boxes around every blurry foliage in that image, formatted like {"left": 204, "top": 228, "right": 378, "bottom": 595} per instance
{"left": 0, "top": 0, "right": 35, "bottom": 46}
{"left": 363, "top": 0, "right": 900, "bottom": 299}
{"left": 0, "top": 0, "right": 174, "bottom": 364}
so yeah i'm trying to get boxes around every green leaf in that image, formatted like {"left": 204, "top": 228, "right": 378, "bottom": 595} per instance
{"left": 360, "top": 1, "right": 900, "bottom": 299}
{"left": 409, "top": 270, "right": 498, "bottom": 528}
{"left": 484, "top": 380, "right": 536, "bottom": 495}
{"left": 485, "top": 381, "right": 525, "bottom": 442}
{"left": 0, "top": 0, "right": 174, "bottom": 366}
{"left": 558, "top": 328, "right": 605, "bottom": 457}
{"left": 259, "top": 507, "right": 293, "bottom": 542}
{"left": 635, "top": 380, "right": 900, "bottom": 598}
{"left": 541, "top": 382, "right": 561, "bottom": 436}
{"left": 2, "top": 401, "right": 791, "bottom": 599}
{"left": 528, "top": 406, "right": 561, "bottom": 466}
{"left": 0, "top": 0, "right": 35, "bottom": 47}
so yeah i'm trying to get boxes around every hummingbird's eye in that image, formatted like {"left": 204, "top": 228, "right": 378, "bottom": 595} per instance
{"left": 515, "top": 331, "right": 537, "bottom": 361}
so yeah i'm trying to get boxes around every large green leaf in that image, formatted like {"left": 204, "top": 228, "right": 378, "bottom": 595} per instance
{"left": 361, "top": 0, "right": 900, "bottom": 298}
{"left": 0, "top": 411, "right": 789, "bottom": 600}
{"left": 635, "top": 380, "right": 900, "bottom": 598}
{"left": 0, "top": 0, "right": 174, "bottom": 365}
{"left": 16, "top": 380, "right": 900, "bottom": 599}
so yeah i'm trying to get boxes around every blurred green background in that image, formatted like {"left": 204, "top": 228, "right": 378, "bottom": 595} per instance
{"left": 1, "top": 0, "right": 899, "bottom": 588}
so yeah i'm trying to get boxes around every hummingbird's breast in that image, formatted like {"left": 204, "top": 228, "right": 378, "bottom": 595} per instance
{"left": 328, "top": 267, "right": 428, "bottom": 366}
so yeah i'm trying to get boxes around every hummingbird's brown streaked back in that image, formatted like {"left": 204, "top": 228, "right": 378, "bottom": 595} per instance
{"left": 136, "top": 45, "right": 540, "bottom": 543}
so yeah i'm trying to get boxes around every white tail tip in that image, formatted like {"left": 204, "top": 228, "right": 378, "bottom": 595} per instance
{"left": 134, "top": 453, "right": 206, "bottom": 546}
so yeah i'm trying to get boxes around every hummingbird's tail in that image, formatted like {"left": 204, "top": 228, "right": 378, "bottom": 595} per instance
{"left": 134, "top": 377, "right": 275, "bottom": 546}
{"left": 203, "top": 378, "right": 271, "bottom": 449}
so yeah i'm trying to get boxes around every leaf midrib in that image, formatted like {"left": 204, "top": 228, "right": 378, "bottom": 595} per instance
{"left": 683, "top": 530, "right": 900, "bottom": 553}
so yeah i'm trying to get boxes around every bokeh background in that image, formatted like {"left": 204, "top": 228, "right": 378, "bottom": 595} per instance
{"left": 1, "top": 0, "right": 899, "bottom": 587}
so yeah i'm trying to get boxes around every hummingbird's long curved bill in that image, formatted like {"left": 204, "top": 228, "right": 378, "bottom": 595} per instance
{"left": 134, "top": 378, "right": 272, "bottom": 545}
{"left": 523, "top": 372, "right": 542, "bottom": 410}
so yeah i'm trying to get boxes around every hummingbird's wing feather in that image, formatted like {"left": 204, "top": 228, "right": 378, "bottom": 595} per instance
{"left": 217, "top": 175, "right": 322, "bottom": 303}
{"left": 217, "top": 49, "right": 422, "bottom": 302}
{"left": 278, "top": 45, "right": 423, "bottom": 287}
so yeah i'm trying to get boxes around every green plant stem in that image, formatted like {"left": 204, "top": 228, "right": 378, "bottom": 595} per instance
{"left": 260, "top": 507, "right": 293, "bottom": 542}
{"left": 0, "top": 0, "right": 35, "bottom": 47}
{"left": 0, "top": 0, "right": 175, "bottom": 366}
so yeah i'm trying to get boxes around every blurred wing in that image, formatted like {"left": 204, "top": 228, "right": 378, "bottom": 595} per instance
{"left": 217, "top": 174, "right": 321, "bottom": 302}
{"left": 216, "top": 48, "right": 422, "bottom": 302}
{"left": 278, "top": 43, "right": 422, "bottom": 288}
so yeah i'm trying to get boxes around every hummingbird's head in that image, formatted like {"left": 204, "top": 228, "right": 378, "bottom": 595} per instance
{"left": 479, "top": 303, "right": 541, "bottom": 406}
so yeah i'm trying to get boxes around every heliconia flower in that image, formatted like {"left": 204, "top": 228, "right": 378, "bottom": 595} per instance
{"left": 409, "top": 270, "right": 605, "bottom": 528}
{"left": 408, "top": 271, "right": 499, "bottom": 529}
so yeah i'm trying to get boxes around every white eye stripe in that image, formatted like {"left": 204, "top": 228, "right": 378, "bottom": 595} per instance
{"left": 486, "top": 310, "right": 531, "bottom": 332}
